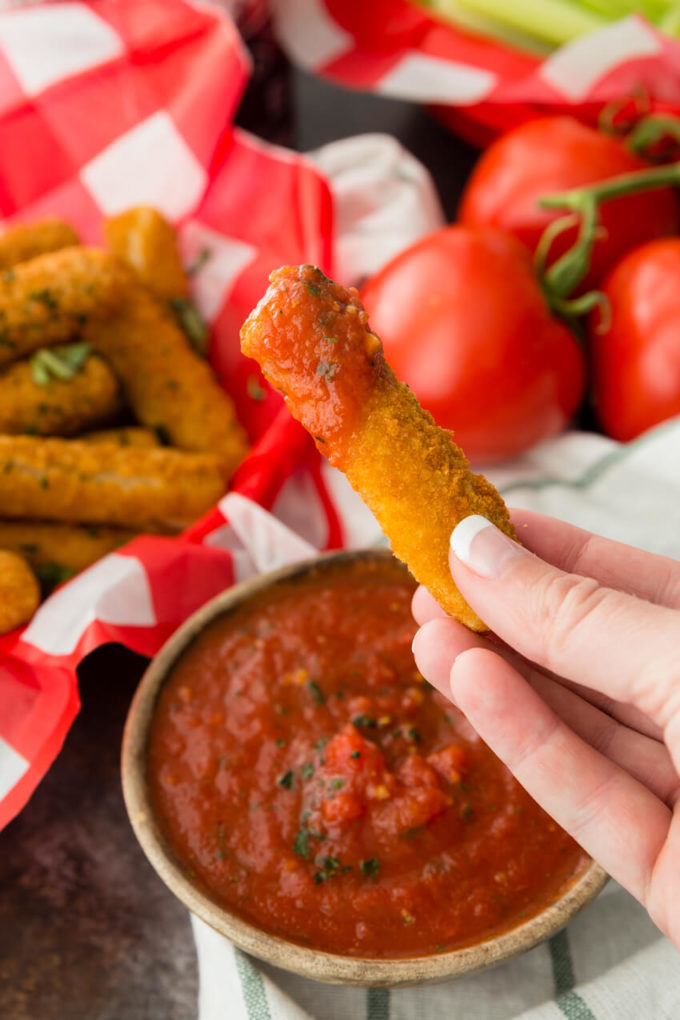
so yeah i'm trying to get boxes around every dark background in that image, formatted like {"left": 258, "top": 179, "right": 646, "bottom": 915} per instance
{"left": 0, "top": 59, "right": 480, "bottom": 1019}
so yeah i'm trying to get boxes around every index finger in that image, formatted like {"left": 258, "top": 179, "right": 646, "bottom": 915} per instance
{"left": 511, "top": 508, "right": 680, "bottom": 609}
{"left": 450, "top": 515, "right": 680, "bottom": 731}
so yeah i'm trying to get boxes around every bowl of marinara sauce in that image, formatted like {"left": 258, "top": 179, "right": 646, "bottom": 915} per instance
{"left": 121, "top": 549, "right": 607, "bottom": 986}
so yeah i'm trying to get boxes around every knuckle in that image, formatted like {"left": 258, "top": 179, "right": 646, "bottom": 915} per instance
{"left": 568, "top": 770, "right": 621, "bottom": 840}
{"left": 529, "top": 571, "right": 608, "bottom": 670}
{"left": 510, "top": 712, "right": 562, "bottom": 775}
{"left": 628, "top": 613, "right": 680, "bottom": 720}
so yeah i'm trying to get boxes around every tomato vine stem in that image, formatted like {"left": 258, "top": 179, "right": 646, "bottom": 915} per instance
{"left": 536, "top": 160, "right": 680, "bottom": 318}
{"left": 540, "top": 161, "right": 680, "bottom": 211}
{"left": 626, "top": 115, "right": 680, "bottom": 160}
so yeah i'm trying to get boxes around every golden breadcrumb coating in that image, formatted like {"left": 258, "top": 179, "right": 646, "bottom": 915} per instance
{"left": 80, "top": 426, "right": 161, "bottom": 448}
{"left": 0, "top": 549, "right": 41, "bottom": 633}
{"left": 0, "top": 521, "right": 138, "bottom": 574}
{"left": 104, "top": 207, "right": 189, "bottom": 301}
{"left": 85, "top": 280, "right": 248, "bottom": 476}
{"left": 0, "top": 247, "right": 126, "bottom": 365}
{"left": 0, "top": 435, "right": 227, "bottom": 531}
{"left": 241, "top": 264, "right": 516, "bottom": 631}
{"left": 0, "top": 348, "right": 122, "bottom": 436}
{"left": 0, "top": 218, "right": 80, "bottom": 270}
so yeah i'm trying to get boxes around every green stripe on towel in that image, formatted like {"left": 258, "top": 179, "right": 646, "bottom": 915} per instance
{"left": 234, "top": 948, "right": 272, "bottom": 1020}
{"left": 549, "top": 930, "right": 596, "bottom": 1020}
{"left": 367, "top": 987, "right": 390, "bottom": 1020}
{"left": 499, "top": 416, "right": 680, "bottom": 500}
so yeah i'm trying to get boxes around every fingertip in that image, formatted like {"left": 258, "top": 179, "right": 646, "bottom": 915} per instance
{"left": 411, "top": 616, "right": 450, "bottom": 664}
{"left": 412, "top": 616, "right": 481, "bottom": 702}
{"left": 411, "top": 620, "right": 449, "bottom": 701}
{"left": 450, "top": 646, "right": 518, "bottom": 719}
{"left": 449, "top": 645, "right": 487, "bottom": 696}
{"left": 411, "top": 584, "right": 446, "bottom": 626}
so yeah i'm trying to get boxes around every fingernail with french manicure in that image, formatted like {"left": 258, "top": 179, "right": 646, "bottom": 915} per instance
{"left": 450, "top": 515, "right": 524, "bottom": 579}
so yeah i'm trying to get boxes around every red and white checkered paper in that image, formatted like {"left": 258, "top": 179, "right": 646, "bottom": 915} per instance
{"left": 272, "top": 0, "right": 680, "bottom": 143}
{"left": 0, "top": 0, "right": 354, "bottom": 830}
{"left": 5, "top": 0, "right": 679, "bottom": 834}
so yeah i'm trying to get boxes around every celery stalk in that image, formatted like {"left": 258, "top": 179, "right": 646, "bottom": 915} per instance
{"left": 456, "top": 0, "right": 606, "bottom": 47}
{"left": 421, "top": 0, "right": 680, "bottom": 50}
{"left": 658, "top": 9, "right": 680, "bottom": 35}
{"left": 423, "top": 0, "right": 553, "bottom": 53}
{"left": 578, "top": 0, "right": 673, "bottom": 17}
{"left": 581, "top": 0, "right": 680, "bottom": 36}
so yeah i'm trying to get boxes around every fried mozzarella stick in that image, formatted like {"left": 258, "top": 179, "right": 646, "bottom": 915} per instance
{"left": 85, "top": 282, "right": 248, "bottom": 475}
{"left": 0, "top": 247, "right": 125, "bottom": 366}
{"left": 0, "top": 218, "right": 80, "bottom": 270}
{"left": 80, "top": 426, "right": 161, "bottom": 448}
{"left": 104, "top": 207, "right": 189, "bottom": 300}
{"left": 0, "top": 436, "right": 227, "bottom": 531}
{"left": 241, "top": 265, "right": 516, "bottom": 631}
{"left": 0, "top": 550, "right": 41, "bottom": 634}
{"left": 0, "top": 349, "right": 123, "bottom": 436}
{"left": 0, "top": 521, "right": 138, "bottom": 575}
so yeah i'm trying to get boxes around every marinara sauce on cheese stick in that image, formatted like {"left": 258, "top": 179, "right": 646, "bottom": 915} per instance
{"left": 241, "top": 264, "right": 516, "bottom": 632}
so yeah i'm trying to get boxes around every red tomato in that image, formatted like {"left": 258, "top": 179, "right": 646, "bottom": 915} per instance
{"left": 459, "top": 117, "right": 679, "bottom": 290}
{"left": 360, "top": 225, "right": 586, "bottom": 464}
{"left": 588, "top": 238, "right": 680, "bottom": 442}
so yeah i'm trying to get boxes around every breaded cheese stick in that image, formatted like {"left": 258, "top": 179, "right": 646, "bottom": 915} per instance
{"left": 241, "top": 265, "right": 516, "bottom": 632}
{"left": 104, "top": 207, "right": 189, "bottom": 300}
{"left": 0, "top": 550, "right": 41, "bottom": 633}
{"left": 0, "top": 349, "right": 123, "bottom": 435}
{"left": 0, "top": 521, "right": 138, "bottom": 573}
{"left": 0, "top": 218, "right": 80, "bottom": 270}
{"left": 0, "top": 247, "right": 125, "bottom": 366}
{"left": 0, "top": 435, "right": 227, "bottom": 530}
{"left": 85, "top": 282, "right": 248, "bottom": 475}
{"left": 80, "top": 426, "right": 161, "bottom": 448}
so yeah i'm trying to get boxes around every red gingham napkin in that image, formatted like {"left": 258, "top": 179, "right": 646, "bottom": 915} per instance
{"left": 0, "top": 0, "right": 339, "bottom": 830}
{"left": 271, "top": 0, "right": 680, "bottom": 142}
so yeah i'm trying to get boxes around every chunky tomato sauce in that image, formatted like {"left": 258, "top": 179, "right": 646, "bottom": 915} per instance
{"left": 148, "top": 557, "right": 587, "bottom": 958}
{"left": 240, "top": 265, "right": 384, "bottom": 468}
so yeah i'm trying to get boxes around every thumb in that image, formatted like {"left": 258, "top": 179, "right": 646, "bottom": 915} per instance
{"left": 449, "top": 515, "right": 680, "bottom": 730}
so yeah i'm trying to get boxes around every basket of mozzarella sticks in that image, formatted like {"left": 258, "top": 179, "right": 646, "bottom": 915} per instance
{"left": 0, "top": 0, "right": 338, "bottom": 828}
{"left": 0, "top": 210, "right": 249, "bottom": 623}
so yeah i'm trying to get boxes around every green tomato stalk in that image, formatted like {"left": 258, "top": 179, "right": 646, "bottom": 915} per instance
{"left": 535, "top": 159, "right": 680, "bottom": 318}
{"left": 626, "top": 115, "right": 680, "bottom": 161}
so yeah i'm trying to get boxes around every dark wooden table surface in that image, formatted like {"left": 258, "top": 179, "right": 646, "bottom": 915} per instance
{"left": 0, "top": 65, "right": 478, "bottom": 1020}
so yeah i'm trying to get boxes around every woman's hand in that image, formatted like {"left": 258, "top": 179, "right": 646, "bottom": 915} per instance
{"left": 411, "top": 509, "right": 680, "bottom": 950}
